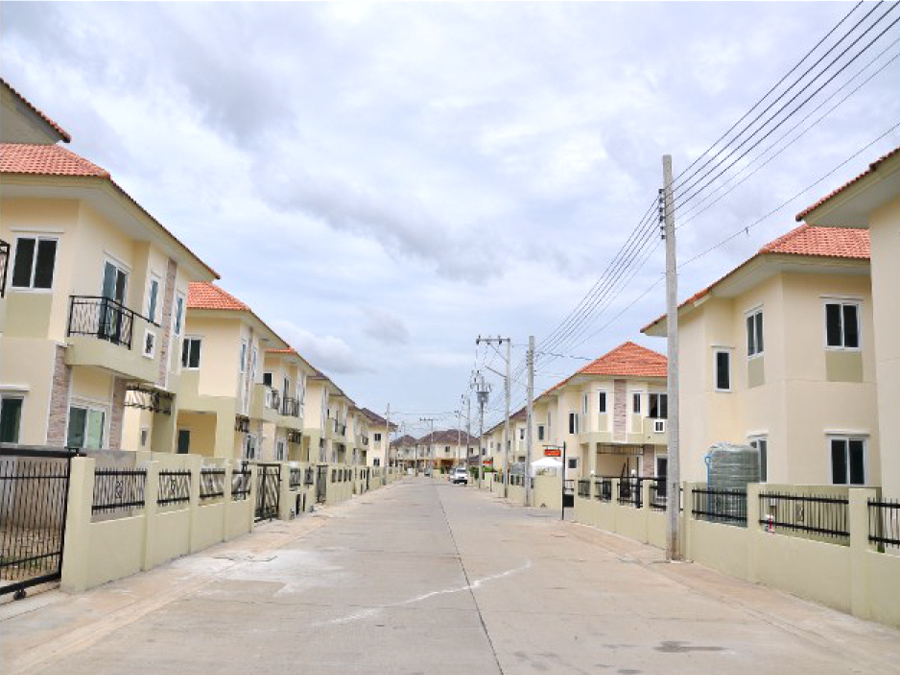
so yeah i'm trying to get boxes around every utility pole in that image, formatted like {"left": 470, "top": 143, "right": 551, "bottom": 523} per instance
{"left": 472, "top": 371, "right": 491, "bottom": 489}
{"left": 476, "top": 335, "right": 511, "bottom": 498}
{"left": 525, "top": 335, "right": 535, "bottom": 507}
{"left": 456, "top": 404, "right": 463, "bottom": 469}
{"left": 465, "top": 392, "right": 472, "bottom": 474}
{"left": 384, "top": 403, "right": 391, "bottom": 472}
{"left": 420, "top": 417, "right": 435, "bottom": 477}
{"left": 661, "top": 154, "right": 682, "bottom": 562}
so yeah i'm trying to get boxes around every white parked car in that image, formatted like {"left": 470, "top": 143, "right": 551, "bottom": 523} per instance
{"left": 452, "top": 467, "right": 468, "bottom": 485}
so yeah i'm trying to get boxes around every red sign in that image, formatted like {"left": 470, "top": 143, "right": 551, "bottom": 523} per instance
{"left": 483, "top": 458, "right": 493, "bottom": 465}
{"left": 544, "top": 448, "right": 561, "bottom": 457}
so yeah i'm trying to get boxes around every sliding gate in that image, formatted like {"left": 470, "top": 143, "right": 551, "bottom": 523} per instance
{"left": 0, "top": 445, "right": 78, "bottom": 599}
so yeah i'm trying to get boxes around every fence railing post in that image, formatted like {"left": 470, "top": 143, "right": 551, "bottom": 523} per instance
{"left": 60, "top": 456, "right": 95, "bottom": 594}
{"left": 247, "top": 463, "right": 258, "bottom": 531}
{"left": 279, "top": 462, "right": 293, "bottom": 520}
{"left": 849, "top": 487, "right": 878, "bottom": 621}
{"left": 187, "top": 455, "right": 202, "bottom": 553}
{"left": 141, "top": 460, "right": 160, "bottom": 571}
{"left": 641, "top": 478, "right": 652, "bottom": 542}
{"left": 223, "top": 461, "right": 234, "bottom": 538}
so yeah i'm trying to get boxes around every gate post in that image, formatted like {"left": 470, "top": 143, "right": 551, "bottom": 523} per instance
{"left": 279, "top": 463, "right": 293, "bottom": 521}
{"left": 188, "top": 455, "right": 203, "bottom": 553}
{"left": 60, "top": 456, "right": 95, "bottom": 594}
{"left": 247, "top": 463, "right": 258, "bottom": 531}
{"left": 142, "top": 460, "right": 161, "bottom": 571}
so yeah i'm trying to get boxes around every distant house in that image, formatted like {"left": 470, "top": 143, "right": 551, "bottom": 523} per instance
{"left": 642, "top": 223, "right": 877, "bottom": 486}
{"left": 532, "top": 342, "right": 668, "bottom": 480}
{"left": 797, "top": 146, "right": 899, "bottom": 498}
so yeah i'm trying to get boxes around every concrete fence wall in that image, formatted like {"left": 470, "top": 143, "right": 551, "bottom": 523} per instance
{"left": 59, "top": 454, "right": 400, "bottom": 593}
{"left": 572, "top": 479, "right": 900, "bottom": 628}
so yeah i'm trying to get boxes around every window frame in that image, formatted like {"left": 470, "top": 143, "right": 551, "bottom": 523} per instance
{"left": 748, "top": 435, "right": 768, "bottom": 482}
{"left": 648, "top": 393, "right": 668, "bottom": 420}
{"left": 181, "top": 336, "right": 202, "bottom": 370}
{"left": 746, "top": 307, "right": 764, "bottom": 358}
{"left": 66, "top": 402, "right": 108, "bottom": 450}
{"left": 632, "top": 392, "right": 641, "bottom": 414}
{"left": 11, "top": 235, "right": 59, "bottom": 291}
{"left": 537, "top": 424, "right": 545, "bottom": 441}
{"left": 823, "top": 299, "right": 861, "bottom": 351}
{"left": 568, "top": 411, "right": 579, "bottom": 435}
{"left": 173, "top": 292, "right": 185, "bottom": 336}
{"left": 146, "top": 273, "right": 161, "bottom": 324}
{"left": 597, "top": 391, "right": 607, "bottom": 414}
{"left": 0, "top": 395, "right": 24, "bottom": 444}
{"left": 714, "top": 348, "right": 732, "bottom": 392}
{"left": 828, "top": 435, "right": 866, "bottom": 486}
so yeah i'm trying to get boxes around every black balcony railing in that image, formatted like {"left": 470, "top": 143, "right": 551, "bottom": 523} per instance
{"left": 617, "top": 477, "right": 643, "bottom": 508}
{"left": 281, "top": 397, "right": 300, "bottom": 417}
{"left": 67, "top": 295, "right": 155, "bottom": 349}
{"left": 594, "top": 477, "right": 612, "bottom": 502}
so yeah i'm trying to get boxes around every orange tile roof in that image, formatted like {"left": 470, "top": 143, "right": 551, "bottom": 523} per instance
{"left": 760, "top": 223, "right": 869, "bottom": 258}
{"left": 796, "top": 145, "right": 900, "bottom": 221}
{"left": 1, "top": 78, "right": 71, "bottom": 143}
{"left": 641, "top": 224, "right": 869, "bottom": 333}
{"left": 187, "top": 282, "right": 250, "bottom": 311}
{"left": 539, "top": 341, "right": 667, "bottom": 401}
{"left": 1, "top": 143, "right": 219, "bottom": 280}
{"left": 1, "top": 143, "right": 107, "bottom": 176}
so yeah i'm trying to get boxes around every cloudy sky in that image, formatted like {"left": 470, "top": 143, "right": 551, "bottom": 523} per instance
{"left": 3, "top": 2, "right": 898, "bottom": 435}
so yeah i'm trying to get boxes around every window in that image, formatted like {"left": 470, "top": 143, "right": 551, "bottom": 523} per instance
{"left": 746, "top": 308, "right": 764, "bottom": 357}
{"left": 243, "top": 434, "right": 257, "bottom": 460}
{"left": 251, "top": 347, "right": 258, "bottom": 381}
{"left": 147, "top": 275, "right": 160, "bottom": 323}
{"left": 649, "top": 393, "right": 668, "bottom": 419}
{"left": 568, "top": 412, "right": 579, "bottom": 434}
{"left": 66, "top": 405, "right": 105, "bottom": 449}
{"left": 276, "top": 440, "right": 286, "bottom": 462}
{"left": 825, "top": 301, "right": 860, "bottom": 349}
{"left": 830, "top": 437, "right": 865, "bottom": 485}
{"left": 0, "top": 396, "right": 24, "bottom": 443}
{"left": 174, "top": 293, "right": 185, "bottom": 335}
{"left": 582, "top": 394, "right": 588, "bottom": 416}
{"left": 633, "top": 393, "right": 641, "bottom": 414}
{"left": 181, "top": 337, "right": 201, "bottom": 369}
{"left": 263, "top": 372, "right": 273, "bottom": 387}
{"left": 715, "top": 350, "right": 732, "bottom": 391}
{"left": 537, "top": 425, "right": 545, "bottom": 441}
{"left": 374, "top": 458, "right": 380, "bottom": 467}
{"left": 11, "top": 237, "right": 57, "bottom": 290}
{"left": 598, "top": 392, "right": 607, "bottom": 414}
{"left": 749, "top": 436, "right": 767, "bottom": 482}
{"left": 374, "top": 432, "right": 382, "bottom": 442}
{"left": 519, "top": 428, "right": 525, "bottom": 440}
{"left": 240, "top": 340, "right": 247, "bottom": 372}
{"left": 177, "top": 429, "right": 190, "bottom": 455}
{"left": 140, "top": 428, "right": 149, "bottom": 447}
{"left": 567, "top": 458, "right": 578, "bottom": 469}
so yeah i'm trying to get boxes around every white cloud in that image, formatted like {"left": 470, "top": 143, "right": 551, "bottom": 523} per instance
{"left": 272, "top": 320, "right": 373, "bottom": 376}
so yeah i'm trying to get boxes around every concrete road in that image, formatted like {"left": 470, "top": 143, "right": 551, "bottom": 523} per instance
{"left": 2, "top": 477, "right": 899, "bottom": 675}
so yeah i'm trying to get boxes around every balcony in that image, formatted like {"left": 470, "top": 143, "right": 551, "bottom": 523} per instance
{"left": 65, "top": 295, "right": 159, "bottom": 381}
{"left": 281, "top": 397, "right": 300, "bottom": 418}
{"left": 251, "top": 385, "right": 279, "bottom": 423}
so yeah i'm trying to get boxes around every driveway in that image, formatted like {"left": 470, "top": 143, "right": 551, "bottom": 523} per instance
{"left": 2, "top": 477, "right": 898, "bottom": 674}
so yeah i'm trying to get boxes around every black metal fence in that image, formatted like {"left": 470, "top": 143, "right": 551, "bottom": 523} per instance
{"left": 158, "top": 470, "right": 191, "bottom": 506}
{"left": 593, "top": 477, "right": 612, "bottom": 502}
{"left": 758, "top": 492, "right": 849, "bottom": 543}
{"left": 199, "top": 468, "right": 225, "bottom": 501}
{"left": 93, "top": 468, "right": 147, "bottom": 515}
{"left": 868, "top": 499, "right": 900, "bottom": 549}
{"left": 1, "top": 447, "right": 77, "bottom": 596}
{"left": 289, "top": 467, "right": 303, "bottom": 489}
{"left": 577, "top": 479, "right": 591, "bottom": 498}
{"left": 649, "top": 479, "right": 667, "bottom": 511}
{"left": 617, "top": 477, "right": 643, "bottom": 508}
{"left": 692, "top": 487, "right": 747, "bottom": 527}
{"left": 66, "top": 295, "right": 148, "bottom": 349}
{"left": 231, "top": 466, "right": 251, "bottom": 501}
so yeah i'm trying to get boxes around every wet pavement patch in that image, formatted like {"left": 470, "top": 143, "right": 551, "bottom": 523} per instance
{"left": 655, "top": 640, "right": 725, "bottom": 653}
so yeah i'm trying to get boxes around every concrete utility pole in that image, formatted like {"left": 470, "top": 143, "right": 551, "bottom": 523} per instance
{"left": 384, "top": 403, "right": 391, "bottom": 470}
{"left": 456, "top": 404, "right": 463, "bottom": 468}
{"left": 661, "top": 154, "right": 682, "bottom": 562}
{"left": 525, "top": 335, "right": 535, "bottom": 507}
{"left": 420, "top": 417, "right": 435, "bottom": 476}
{"left": 476, "top": 335, "right": 511, "bottom": 498}
{"left": 472, "top": 371, "right": 491, "bottom": 489}
{"left": 465, "top": 392, "right": 472, "bottom": 471}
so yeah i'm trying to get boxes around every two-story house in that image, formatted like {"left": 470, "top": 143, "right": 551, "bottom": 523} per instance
{"left": 358, "top": 408, "right": 397, "bottom": 468}
{"left": 797, "top": 146, "right": 899, "bottom": 498}
{"left": 420, "top": 429, "right": 478, "bottom": 473}
{"left": 0, "top": 79, "right": 218, "bottom": 454}
{"left": 534, "top": 342, "right": 669, "bottom": 480}
{"left": 169, "top": 282, "right": 287, "bottom": 459}
{"left": 642, "top": 223, "right": 877, "bottom": 486}
{"left": 390, "top": 434, "right": 418, "bottom": 472}
{"left": 261, "top": 347, "right": 315, "bottom": 462}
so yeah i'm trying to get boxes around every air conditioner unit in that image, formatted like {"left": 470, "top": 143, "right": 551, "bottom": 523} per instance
{"left": 653, "top": 419, "right": 666, "bottom": 434}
